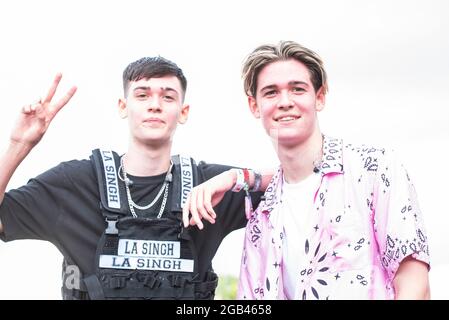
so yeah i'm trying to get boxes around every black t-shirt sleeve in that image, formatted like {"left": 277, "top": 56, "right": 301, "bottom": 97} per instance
{"left": 0, "top": 160, "right": 89, "bottom": 243}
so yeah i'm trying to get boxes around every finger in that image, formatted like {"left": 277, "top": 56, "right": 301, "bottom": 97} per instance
{"left": 188, "top": 189, "right": 204, "bottom": 230}
{"left": 203, "top": 189, "right": 217, "bottom": 221}
{"left": 188, "top": 189, "right": 197, "bottom": 226}
{"left": 49, "top": 86, "right": 77, "bottom": 118}
{"left": 33, "top": 103, "right": 45, "bottom": 116}
{"left": 189, "top": 191, "right": 204, "bottom": 229}
{"left": 182, "top": 193, "right": 191, "bottom": 228}
{"left": 22, "top": 104, "right": 32, "bottom": 114}
{"left": 22, "top": 101, "right": 42, "bottom": 114}
{"left": 43, "top": 73, "right": 63, "bottom": 104}
{"left": 196, "top": 188, "right": 214, "bottom": 224}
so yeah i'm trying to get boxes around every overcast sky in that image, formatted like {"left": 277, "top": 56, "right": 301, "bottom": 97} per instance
{"left": 0, "top": 0, "right": 448, "bottom": 299}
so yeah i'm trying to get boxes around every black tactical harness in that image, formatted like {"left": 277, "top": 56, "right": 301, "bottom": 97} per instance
{"left": 61, "top": 149, "right": 218, "bottom": 300}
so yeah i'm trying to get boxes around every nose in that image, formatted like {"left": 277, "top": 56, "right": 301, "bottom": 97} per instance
{"left": 147, "top": 98, "right": 162, "bottom": 112}
{"left": 277, "top": 91, "right": 293, "bottom": 110}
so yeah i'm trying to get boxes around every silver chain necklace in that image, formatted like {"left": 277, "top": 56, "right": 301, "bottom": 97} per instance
{"left": 118, "top": 155, "right": 173, "bottom": 218}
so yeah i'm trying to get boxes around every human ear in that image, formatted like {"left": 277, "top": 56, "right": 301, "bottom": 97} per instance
{"left": 248, "top": 96, "right": 260, "bottom": 118}
{"left": 315, "top": 87, "right": 326, "bottom": 112}
{"left": 178, "top": 104, "right": 190, "bottom": 124}
{"left": 118, "top": 98, "right": 128, "bottom": 119}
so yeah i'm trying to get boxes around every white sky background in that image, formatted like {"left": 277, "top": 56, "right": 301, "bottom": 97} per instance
{"left": 0, "top": 0, "right": 448, "bottom": 299}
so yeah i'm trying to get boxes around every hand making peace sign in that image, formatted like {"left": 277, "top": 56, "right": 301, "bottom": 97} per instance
{"left": 10, "top": 73, "right": 77, "bottom": 148}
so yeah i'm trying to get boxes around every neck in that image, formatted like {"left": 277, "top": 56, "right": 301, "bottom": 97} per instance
{"left": 277, "top": 130, "right": 323, "bottom": 184}
{"left": 124, "top": 140, "right": 172, "bottom": 176}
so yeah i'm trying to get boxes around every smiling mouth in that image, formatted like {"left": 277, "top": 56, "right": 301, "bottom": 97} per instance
{"left": 275, "top": 115, "right": 301, "bottom": 122}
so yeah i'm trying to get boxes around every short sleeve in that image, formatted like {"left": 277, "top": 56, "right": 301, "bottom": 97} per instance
{"left": 0, "top": 161, "right": 84, "bottom": 243}
{"left": 372, "top": 150, "right": 430, "bottom": 282}
{"left": 1, "top": 183, "right": 58, "bottom": 242}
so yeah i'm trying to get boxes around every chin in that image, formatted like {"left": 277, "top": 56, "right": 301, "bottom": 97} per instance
{"left": 136, "top": 133, "right": 170, "bottom": 145}
{"left": 267, "top": 126, "right": 302, "bottom": 141}
{"left": 277, "top": 130, "right": 311, "bottom": 146}
{"left": 139, "top": 128, "right": 166, "bottom": 138}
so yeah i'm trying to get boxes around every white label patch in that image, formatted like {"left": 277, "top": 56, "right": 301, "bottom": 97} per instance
{"left": 179, "top": 155, "right": 193, "bottom": 208}
{"left": 100, "top": 150, "right": 121, "bottom": 209}
{"left": 118, "top": 239, "right": 180, "bottom": 258}
{"left": 99, "top": 255, "right": 194, "bottom": 272}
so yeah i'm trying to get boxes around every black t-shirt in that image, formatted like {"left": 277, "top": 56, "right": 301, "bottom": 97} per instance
{"left": 0, "top": 156, "right": 262, "bottom": 280}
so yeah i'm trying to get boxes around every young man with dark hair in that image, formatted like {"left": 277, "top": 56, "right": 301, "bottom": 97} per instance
{"left": 0, "top": 56, "right": 266, "bottom": 299}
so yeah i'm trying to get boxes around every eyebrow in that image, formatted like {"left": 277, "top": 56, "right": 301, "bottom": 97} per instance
{"left": 260, "top": 81, "right": 310, "bottom": 92}
{"left": 133, "top": 86, "right": 180, "bottom": 96}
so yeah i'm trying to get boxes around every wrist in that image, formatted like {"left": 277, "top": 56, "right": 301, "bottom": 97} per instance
{"left": 230, "top": 169, "right": 245, "bottom": 192}
{"left": 229, "top": 168, "right": 238, "bottom": 185}
{"left": 8, "top": 139, "right": 34, "bottom": 156}
{"left": 230, "top": 168, "right": 252, "bottom": 193}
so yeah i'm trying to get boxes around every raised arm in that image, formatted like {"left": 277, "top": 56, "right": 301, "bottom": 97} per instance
{"left": 182, "top": 168, "right": 274, "bottom": 229}
{"left": 0, "top": 73, "right": 76, "bottom": 233}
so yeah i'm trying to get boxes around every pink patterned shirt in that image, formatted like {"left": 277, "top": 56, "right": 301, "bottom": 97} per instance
{"left": 238, "top": 136, "right": 430, "bottom": 299}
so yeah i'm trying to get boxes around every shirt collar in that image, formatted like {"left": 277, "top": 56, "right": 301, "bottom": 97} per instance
{"left": 320, "top": 135, "right": 344, "bottom": 175}
{"left": 257, "top": 135, "right": 344, "bottom": 222}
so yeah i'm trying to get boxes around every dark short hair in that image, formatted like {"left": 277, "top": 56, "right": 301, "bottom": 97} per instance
{"left": 122, "top": 56, "right": 187, "bottom": 99}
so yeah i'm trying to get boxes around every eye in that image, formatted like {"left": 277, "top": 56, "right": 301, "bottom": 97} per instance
{"left": 135, "top": 92, "right": 148, "bottom": 99}
{"left": 292, "top": 87, "right": 305, "bottom": 93}
{"left": 263, "top": 90, "right": 277, "bottom": 97}
{"left": 163, "top": 95, "right": 175, "bottom": 101}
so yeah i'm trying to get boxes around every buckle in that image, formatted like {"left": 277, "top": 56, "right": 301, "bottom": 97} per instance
{"left": 110, "top": 277, "right": 126, "bottom": 289}
{"left": 171, "top": 275, "right": 187, "bottom": 288}
{"left": 105, "top": 218, "right": 118, "bottom": 235}
{"left": 143, "top": 275, "right": 161, "bottom": 289}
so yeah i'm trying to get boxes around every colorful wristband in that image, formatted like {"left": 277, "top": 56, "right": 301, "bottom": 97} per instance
{"left": 249, "top": 170, "right": 262, "bottom": 192}
{"left": 243, "top": 168, "right": 250, "bottom": 191}
{"left": 231, "top": 169, "right": 245, "bottom": 192}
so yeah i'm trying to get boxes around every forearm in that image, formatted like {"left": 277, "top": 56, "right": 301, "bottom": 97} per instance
{"left": 183, "top": 167, "right": 275, "bottom": 228}
{"left": 0, "top": 141, "right": 34, "bottom": 204}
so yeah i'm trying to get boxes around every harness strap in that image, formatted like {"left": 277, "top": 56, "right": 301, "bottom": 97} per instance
{"left": 91, "top": 149, "right": 127, "bottom": 215}
{"left": 170, "top": 155, "right": 198, "bottom": 213}
{"left": 84, "top": 275, "right": 105, "bottom": 300}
